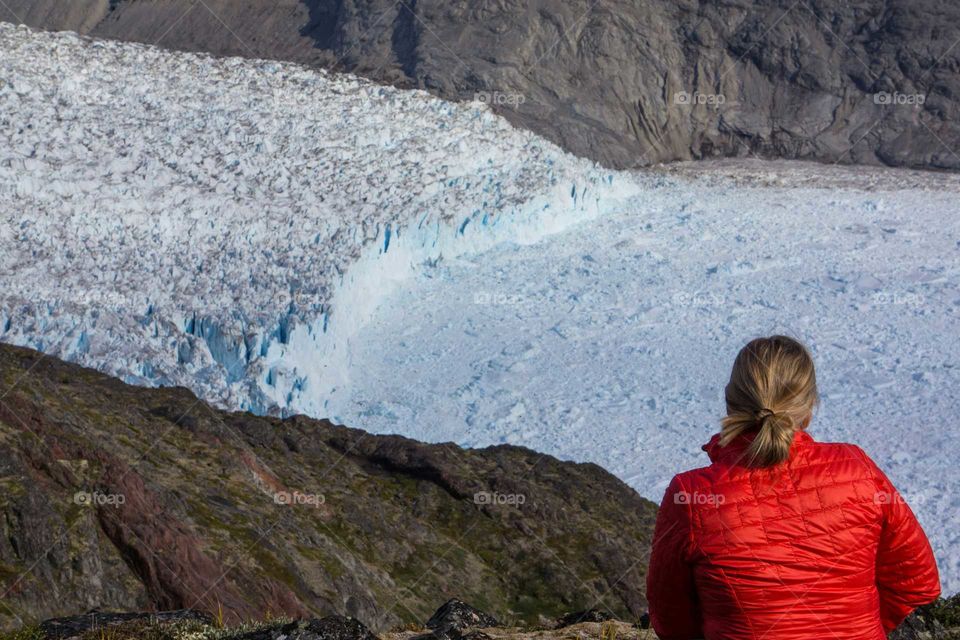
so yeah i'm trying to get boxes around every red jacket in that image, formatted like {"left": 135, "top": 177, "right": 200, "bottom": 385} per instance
{"left": 646, "top": 430, "right": 940, "bottom": 640}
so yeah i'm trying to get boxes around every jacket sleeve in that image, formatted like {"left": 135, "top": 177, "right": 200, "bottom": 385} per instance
{"left": 646, "top": 474, "right": 703, "bottom": 640}
{"left": 862, "top": 450, "right": 941, "bottom": 631}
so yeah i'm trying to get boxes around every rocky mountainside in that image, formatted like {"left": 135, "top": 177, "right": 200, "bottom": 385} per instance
{"left": 5, "top": 0, "right": 960, "bottom": 170}
{"left": 0, "top": 343, "right": 657, "bottom": 631}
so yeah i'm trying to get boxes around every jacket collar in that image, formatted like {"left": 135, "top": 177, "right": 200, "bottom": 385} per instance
{"left": 703, "top": 429, "right": 814, "bottom": 464}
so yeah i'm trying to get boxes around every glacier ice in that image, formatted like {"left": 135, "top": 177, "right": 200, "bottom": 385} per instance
{"left": 0, "top": 23, "right": 638, "bottom": 415}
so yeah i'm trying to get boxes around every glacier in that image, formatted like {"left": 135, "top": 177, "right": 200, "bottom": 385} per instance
{"left": 0, "top": 23, "right": 638, "bottom": 415}
{"left": 1, "top": 23, "right": 959, "bottom": 594}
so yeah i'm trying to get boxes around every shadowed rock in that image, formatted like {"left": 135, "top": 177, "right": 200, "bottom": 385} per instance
{"left": 38, "top": 609, "right": 212, "bottom": 639}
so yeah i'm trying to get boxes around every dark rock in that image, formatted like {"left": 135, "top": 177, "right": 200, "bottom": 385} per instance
{"left": 426, "top": 599, "right": 499, "bottom": 632}
{"left": 555, "top": 608, "right": 615, "bottom": 628}
{"left": 39, "top": 609, "right": 212, "bottom": 639}
{"left": 637, "top": 612, "right": 650, "bottom": 630}
{"left": 888, "top": 613, "right": 946, "bottom": 640}
{"left": 235, "top": 616, "right": 379, "bottom": 640}
{"left": 889, "top": 594, "right": 960, "bottom": 639}
{"left": 412, "top": 600, "right": 500, "bottom": 640}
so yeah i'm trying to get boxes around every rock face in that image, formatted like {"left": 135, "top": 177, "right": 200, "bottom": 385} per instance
{"left": 5, "top": 0, "right": 960, "bottom": 170}
{"left": 0, "top": 344, "right": 657, "bottom": 631}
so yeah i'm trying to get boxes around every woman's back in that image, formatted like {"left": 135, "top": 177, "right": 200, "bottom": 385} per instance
{"left": 646, "top": 336, "right": 940, "bottom": 639}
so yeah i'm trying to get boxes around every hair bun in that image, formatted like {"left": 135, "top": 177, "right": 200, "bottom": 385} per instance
{"left": 755, "top": 407, "right": 776, "bottom": 423}
{"left": 756, "top": 408, "right": 796, "bottom": 433}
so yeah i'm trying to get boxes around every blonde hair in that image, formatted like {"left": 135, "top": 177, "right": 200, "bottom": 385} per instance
{"left": 720, "top": 335, "right": 819, "bottom": 467}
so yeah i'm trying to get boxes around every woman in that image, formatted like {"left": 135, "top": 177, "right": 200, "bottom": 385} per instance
{"left": 646, "top": 335, "right": 940, "bottom": 640}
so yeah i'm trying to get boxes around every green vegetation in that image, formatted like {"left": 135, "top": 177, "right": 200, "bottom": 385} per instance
{"left": 923, "top": 594, "right": 960, "bottom": 629}
{"left": 0, "top": 627, "right": 44, "bottom": 640}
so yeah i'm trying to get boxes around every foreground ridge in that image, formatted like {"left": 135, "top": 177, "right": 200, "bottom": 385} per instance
{"left": 8, "top": 594, "right": 960, "bottom": 640}
{"left": 0, "top": 344, "right": 656, "bottom": 630}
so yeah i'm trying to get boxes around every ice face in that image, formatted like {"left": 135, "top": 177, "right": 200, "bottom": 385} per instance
{"left": 0, "top": 23, "right": 636, "bottom": 413}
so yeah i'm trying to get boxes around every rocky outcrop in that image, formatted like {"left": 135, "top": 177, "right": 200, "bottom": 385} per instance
{"left": 426, "top": 600, "right": 499, "bottom": 632}
{"left": 5, "top": 0, "right": 960, "bottom": 170}
{"left": 38, "top": 609, "right": 212, "bottom": 639}
{"left": 0, "top": 344, "right": 658, "bottom": 631}
{"left": 417, "top": 599, "right": 499, "bottom": 640}
{"left": 235, "top": 616, "right": 380, "bottom": 640}
{"left": 889, "top": 593, "right": 960, "bottom": 640}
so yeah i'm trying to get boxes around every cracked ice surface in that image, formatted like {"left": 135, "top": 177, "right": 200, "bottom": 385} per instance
{"left": 0, "top": 23, "right": 635, "bottom": 414}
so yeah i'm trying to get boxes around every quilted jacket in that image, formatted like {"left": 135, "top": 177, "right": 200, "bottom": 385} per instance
{"left": 646, "top": 429, "right": 940, "bottom": 640}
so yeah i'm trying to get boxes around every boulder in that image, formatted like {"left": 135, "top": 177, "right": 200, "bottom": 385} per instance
{"left": 426, "top": 599, "right": 500, "bottom": 632}
{"left": 414, "top": 600, "right": 500, "bottom": 640}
